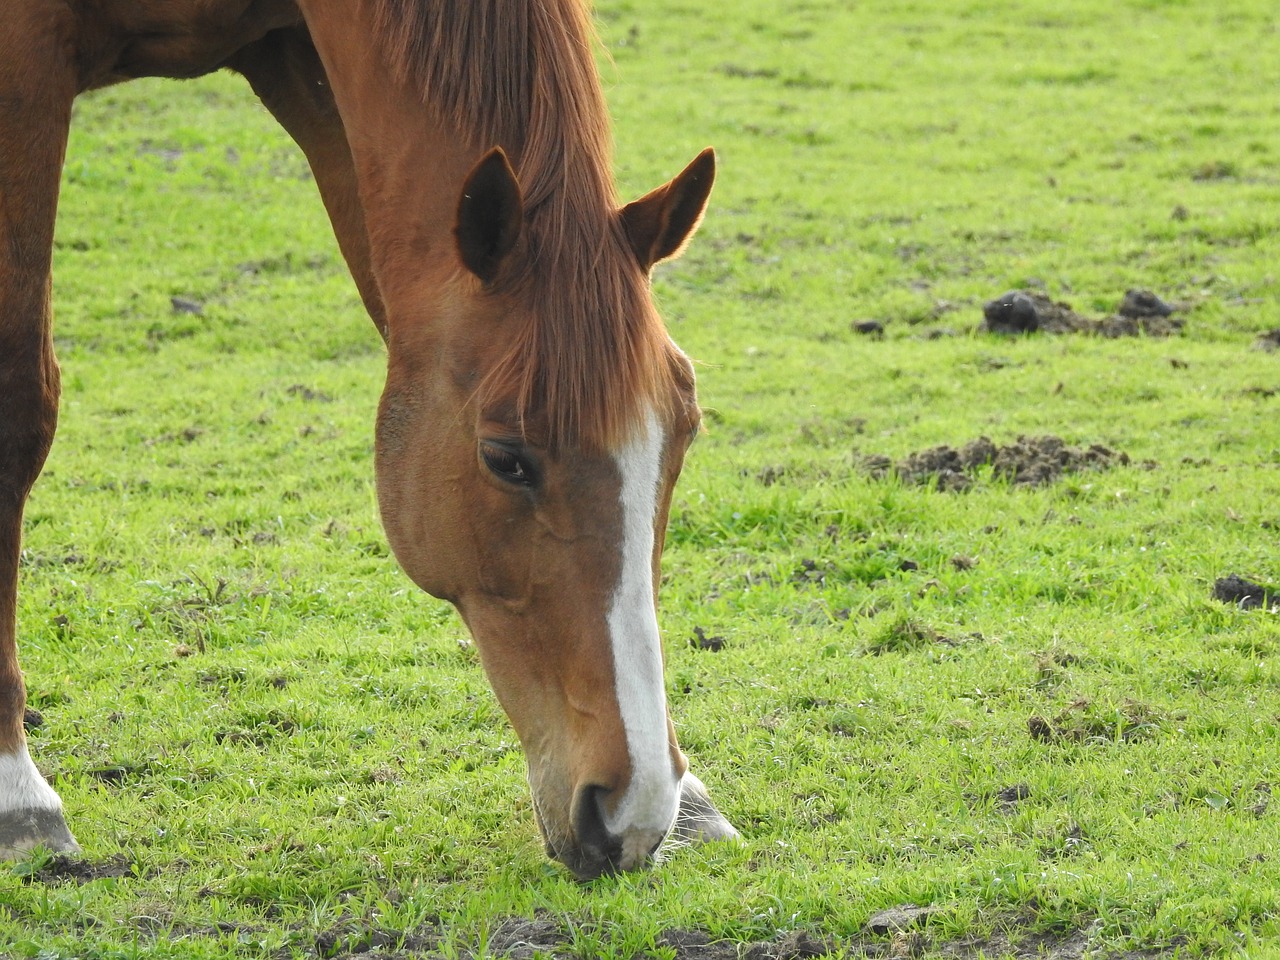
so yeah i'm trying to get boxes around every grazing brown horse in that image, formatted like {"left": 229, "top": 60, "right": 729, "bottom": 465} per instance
{"left": 0, "top": 0, "right": 737, "bottom": 879}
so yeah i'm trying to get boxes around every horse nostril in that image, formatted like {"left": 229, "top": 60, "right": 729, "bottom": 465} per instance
{"left": 572, "top": 784, "right": 620, "bottom": 866}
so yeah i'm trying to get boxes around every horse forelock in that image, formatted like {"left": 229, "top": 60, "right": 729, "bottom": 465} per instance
{"left": 483, "top": 220, "right": 681, "bottom": 454}
{"left": 371, "top": 0, "right": 681, "bottom": 452}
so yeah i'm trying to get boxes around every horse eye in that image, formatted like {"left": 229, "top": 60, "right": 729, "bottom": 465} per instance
{"left": 480, "top": 443, "right": 536, "bottom": 486}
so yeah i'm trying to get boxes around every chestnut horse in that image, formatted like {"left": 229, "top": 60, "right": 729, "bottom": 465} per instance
{"left": 0, "top": 0, "right": 736, "bottom": 879}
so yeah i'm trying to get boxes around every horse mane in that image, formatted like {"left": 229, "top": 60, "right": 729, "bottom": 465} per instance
{"left": 370, "top": 0, "right": 679, "bottom": 452}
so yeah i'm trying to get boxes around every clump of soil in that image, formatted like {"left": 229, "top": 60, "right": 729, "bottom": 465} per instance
{"left": 690, "top": 626, "right": 726, "bottom": 652}
{"left": 1117, "top": 289, "right": 1174, "bottom": 319}
{"left": 756, "top": 465, "right": 787, "bottom": 486}
{"left": 1028, "top": 698, "right": 1165, "bottom": 744}
{"left": 981, "top": 289, "right": 1182, "bottom": 337}
{"left": 21, "top": 854, "right": 136, "bottom": 884}
{"left": 134, "top": 909, "right": 1147, "bottom": 960}
{"left": 993, "top": 784, "right": 1032, "bottom": 811}
{"left": 1253, "top": 330, "right": 1280, "bottom": 352}
{"left": 790, "top": 558, "right": 835, "bottom": 586}
{"left": 983, "top": 291, "right": 1061, "bottom": 333}
{"left": 1212, "top": 574, "right": 1280, "bottom": 611}
{"left": 862, "top": 617, "right": 953, "bottom": 655}
{"left": 858, "top": 435, "right": 1130, "bottom": 491}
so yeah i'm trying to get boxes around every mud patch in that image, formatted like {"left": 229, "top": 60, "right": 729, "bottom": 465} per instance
{"left": 85, "top": 761, "right": 154, "bottom": 785}
{"left": 862, "top": 617, "right": 956, "bottom": 655}
{"left": 19, "top": 853, "right": 136, "bottom": 884}
{"left": 858, "top": 435, "right": 1130, "bottom": 491}
{"left": 308, "top": 914, "right": 1169, "bottom": 959}
{"left": 1253, "top": 329, "right": 1280, "bottom": 352}
{"left": 313, "top": 917, "right": 571, "bottom": 960}
{"left": 982, "top": 289, "right": 1182, "bottom": 337}
{"left": 975, "top": 784, "right": 1032, "bottom": 813}
{"left": 1028, "top": 699, "right": 1166, "bottom": 744}
{"left": 1212, "top": 574, "right": 1280, "bottom": 611}
{"left": 755, "top": 465, "right": 788, "bottom": 486}
{"left": 484, "top": 917, "right": 572, "bottom": 959}
{"left": 315, "top": 924, "right": 436, "bottom": 958}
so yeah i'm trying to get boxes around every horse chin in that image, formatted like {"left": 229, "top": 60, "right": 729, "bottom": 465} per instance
{"left": 532, "top": 802, "right": 619, "bottom": 882}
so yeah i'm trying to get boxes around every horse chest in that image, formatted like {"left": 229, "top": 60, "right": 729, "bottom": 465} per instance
{"left": 75, "top": 0, "right": 302, "bottom": 86}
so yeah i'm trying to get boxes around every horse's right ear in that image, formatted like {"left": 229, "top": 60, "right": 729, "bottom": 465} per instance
{"left": 619, "top": 147, "right": 716, "bottom": 271}
{"left": 455, "top": 147, "right": 524, "bottom": 284}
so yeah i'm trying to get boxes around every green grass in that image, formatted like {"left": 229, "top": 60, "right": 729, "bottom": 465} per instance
{"left": 5, "top": 0, "right": 1280, "bottom": 957}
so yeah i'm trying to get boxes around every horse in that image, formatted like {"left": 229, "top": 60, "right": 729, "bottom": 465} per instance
{"left": 0, "top": 0, "right": 737, "bottom": 880}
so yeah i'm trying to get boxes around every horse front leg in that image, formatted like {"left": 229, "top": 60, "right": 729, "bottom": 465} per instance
{"left": 0, "top": 6, "right": 80, "bottom": 858}
{"left": 227, "top": 27, "right": 388, "bottom": 341}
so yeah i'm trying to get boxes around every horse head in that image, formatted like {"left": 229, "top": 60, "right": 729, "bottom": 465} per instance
{"left": 373, "top": 147, "right": 735, "bottom": 878}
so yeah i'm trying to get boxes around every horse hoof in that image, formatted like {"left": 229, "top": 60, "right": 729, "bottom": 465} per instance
{"left": 0, "top": 807, "right": 80, "bottom": 860}
{"left": 672, "top": 772, "right": 739, "bottom": 844}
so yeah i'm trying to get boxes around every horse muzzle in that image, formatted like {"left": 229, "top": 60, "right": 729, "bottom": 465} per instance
{"left": 537, "top": 780, "right": 676, "bottom": 880}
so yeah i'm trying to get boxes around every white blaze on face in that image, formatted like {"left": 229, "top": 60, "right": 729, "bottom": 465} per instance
{"left": 604, "top": 408, "right": 679, "bottom": 857}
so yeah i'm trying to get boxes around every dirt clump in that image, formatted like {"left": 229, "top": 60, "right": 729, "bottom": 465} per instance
{"left": 690, "top": 626, "right": 727, "bottom": 652}
{"left": 981, "top": 289, "right": 1182, "bottom": 337}
{"left": 1118, "top": 288, "right": 1174, "bottom": 319}
{"left": 20, "top": 853, "right": 136, "bottom": 884}
{"left": 1028, "top": 698, "right": 1165, "bottom": 744}
{"left": 1212, "top": 574, "right": 1280, "bottom": 611}
{"left": 863, "top": 904, "right": 937, "bottom": 935}
{"left": 983, "top": 290, "right": 1083, "bottom": 334}
{"left": 136, "top": 912, "right": 1182, "bottom": 959}
{"left": 859, "top": 435, "right": 1129, "bottom": 491}
{"left": 994, "top": 784, "right": 1032, "bottom": 810}
{"left": 1253, "top": 329, "right": 1280, "bottom": 352}
{"left": 982, "top": 291, "right": 1040, "bottom": 333}
{"left": 745, "top": 929, "right": 836, "bottom": 959}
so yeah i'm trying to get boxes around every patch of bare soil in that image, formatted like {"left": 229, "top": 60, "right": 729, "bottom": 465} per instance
{"left": 1252, "top": 329, "right": 1280, "bottom": 352}
{"left": 982, "top": 289, "right": 1182, "bottom": 337}
{"left": 1212, "top": 574, "right": 1280, "bottom": 611}
{"left": 315, "top": 924, "right": 438, "bottom": 959}
{"left": 21, "top": 853, "right": 136, "bottom": 884}
{"left": 309, "top": 913, "right": 1176, "bottom": 959}
{"left": 858, "top": 435, "right": 1130, "bottom": 491}
{"left": 311, "top": 917, "right": 592, "bottom": 960}
{"left": 1028, "top": 698, "right": 1166, "bottom": 745}
{"left": 312, "top": 917, "right": 579, "bottom": 960}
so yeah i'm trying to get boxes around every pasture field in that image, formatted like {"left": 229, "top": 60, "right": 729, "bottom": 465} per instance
{"left": 4, "top": 0, "right": 1280, "bottom": 957}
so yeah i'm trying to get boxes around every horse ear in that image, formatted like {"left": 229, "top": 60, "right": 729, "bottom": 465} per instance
{"left": 455, "top": 147, "right": 524, "bottom": 284}
{"left": 619, "top": 147, "right": 716, "bottom": 271}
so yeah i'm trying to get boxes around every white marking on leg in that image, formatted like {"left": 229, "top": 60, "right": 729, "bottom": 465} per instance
{"left": 0, "top": 747, "right": 64, "bottom": 816}
{"left": 605, "top": 408, "right": 680, "bottom": 861}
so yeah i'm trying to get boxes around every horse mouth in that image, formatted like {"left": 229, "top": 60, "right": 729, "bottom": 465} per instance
{"left": 535, "top": 804, "right": 637, "bottom": 881}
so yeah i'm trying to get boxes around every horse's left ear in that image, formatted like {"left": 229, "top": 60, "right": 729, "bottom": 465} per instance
{"left": 619, "top": 147, "right": 716, "bottom": 271}
{"left": 455, "top": 147, "right": 524, "bottom": 284}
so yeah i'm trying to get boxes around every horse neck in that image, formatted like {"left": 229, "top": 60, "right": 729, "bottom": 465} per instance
{"left": 301, "top": 3, "right": 491, "bottom": 315}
